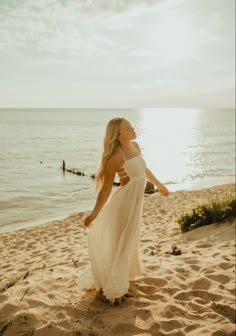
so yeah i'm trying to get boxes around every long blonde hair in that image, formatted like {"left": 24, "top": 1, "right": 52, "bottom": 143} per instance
{"left": 96, "top": 117, "right": 124, "bottom": 191}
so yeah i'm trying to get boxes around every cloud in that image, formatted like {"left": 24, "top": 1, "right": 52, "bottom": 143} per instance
{"left": 0, "top": 0, "right": 198, "bottom": 59}
{"left": 0, "top": 0, "right": 234, "bottom": 107}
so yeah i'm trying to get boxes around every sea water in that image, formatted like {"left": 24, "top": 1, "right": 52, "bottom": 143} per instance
{"left": 0, "top": 108, "right": 235, "bottom": 232}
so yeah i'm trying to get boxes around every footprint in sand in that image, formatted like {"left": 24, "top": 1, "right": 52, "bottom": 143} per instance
{"left": 201, "top": 269, "right": 215, "bottom": 275}
{"left": 48, "top": 248, "right": 58, "bottom": 253}
{"left": 176, "top": 274, "right": 189, "bottom": 282}
{"left": 145, "top": 265, "right": 161, "bottom": 272}
{"left": 135, "top": 308, "right": 152, "bottom": 320}
{"left": 134, "top": 301, "right": 151, "bottom": 308}
{"left": 175, "top": 267, "right": 191, "bottom": 280}
{"left": 184, "top": 259, "right": 199, "bottom": 265}
{"left": 1, "top": 264, "right": 11, "bottom": 270}
{"left": 196, "top": 243, "right": 212, "bottom": 248}
{"left": 160, "top": 319, "right": 183, "bottom": 333}
{"left": 138, "top": 289, "right": 165, "bottom": 302}
{"left": 138, "top": 285, "right": 157, "bottom": 295}
{"left": 219, "top": 262, "right": 233, "bottom": 270}
{"left": 221, "top": 243, "right": 232, "bottom": 248}
{"left": 211, "top": 330, "right": 236, "bottom": 336}
{"left": 206, "top": 273, "right": 231, "bottom": 285}
{"left": 174, "top": 290, "right": 222, "bottom": 303}
{"left": 189, "top": 264, "right": 201, "bottom": 271}
{"left": 140, "top": 239, "right": 153, "bottom": 243}
{"left": 61, "top": 247, "right": 70, "bottom": 252}
{"left": 162, "top": 304, "right": 186, "bottom": 319}
{"left": 227, "top": 287, "right": 236, "bottom": 296}
{"left": 110, "top": 323, "right": 146, "bottom": 335}
{"left": 192, "top": 277, "right": 211, "bottom": 290}
{"left": 212, "top": 252, "right": 221, "bottom": 257}
{"left": 211, "top": 302, "right": 236, "bottom": 324}
{"left": 184, "top": 325, "right": 199, "bottom": 333}
{"left": 141, "top": 277, "right": 167, "bottom": 288}
{"left": 162, "top": 287, "right": 181, "bottom": 297}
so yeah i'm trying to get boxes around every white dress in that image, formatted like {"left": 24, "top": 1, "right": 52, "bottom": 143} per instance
{"left": 79, "top": 149, "right": 146, "bottom": 301}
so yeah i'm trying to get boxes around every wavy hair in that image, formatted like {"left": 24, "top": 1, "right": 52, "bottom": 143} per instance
{"left": 96, "top": 117, "right": 124, "bottom": 191}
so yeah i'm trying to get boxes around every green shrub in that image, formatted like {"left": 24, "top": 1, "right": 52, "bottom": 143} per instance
{"left": 176, "top": 198, "right": 236, "bottom": 233}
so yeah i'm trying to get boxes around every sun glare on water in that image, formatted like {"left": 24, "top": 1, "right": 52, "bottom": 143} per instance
{"left": 137, "top": 109, "right": 200, "bottom": 187}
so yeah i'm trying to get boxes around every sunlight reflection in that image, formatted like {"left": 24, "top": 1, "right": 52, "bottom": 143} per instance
{"left": 136, "top": 108, "right": 201, "bottom": 186}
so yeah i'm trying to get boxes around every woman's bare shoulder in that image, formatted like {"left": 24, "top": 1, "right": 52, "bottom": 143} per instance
{"left": 107, "top": 148, "right": 123, "bottom": 168}
{"left": 132, "top": 141, "right": 141, "bottom": 153}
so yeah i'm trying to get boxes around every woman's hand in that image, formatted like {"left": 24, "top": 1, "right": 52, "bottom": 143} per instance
{"left": 158, "top": 184, "right": 169, "bottom": 197}
{"left": 84, "top": 212, "right": 97, "bottom": 227}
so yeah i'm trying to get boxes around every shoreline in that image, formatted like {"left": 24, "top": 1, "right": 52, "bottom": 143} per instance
{"left": 0, "top": 182, "right": 235, "bottom": 335}
{"left": 0, "top": 178, "right": 235, "bottom": 234}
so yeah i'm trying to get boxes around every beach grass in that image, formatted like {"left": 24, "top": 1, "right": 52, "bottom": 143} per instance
{"left": 176, "top": 198, "right": 236, "bottom": 232}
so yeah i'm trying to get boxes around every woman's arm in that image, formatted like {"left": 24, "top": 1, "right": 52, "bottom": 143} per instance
{"left": 84, "top": 157, "right": 117, "bottom": 227}
{"left": 145, "top": 167, "right": 169, "bottom": 196}
{"left": 132, "top": 141, "right": 169, "bottom": 196}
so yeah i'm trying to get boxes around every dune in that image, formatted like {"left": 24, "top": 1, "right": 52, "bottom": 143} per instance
{"left": 0, "top": 183, "right": 235, "bottom": 336}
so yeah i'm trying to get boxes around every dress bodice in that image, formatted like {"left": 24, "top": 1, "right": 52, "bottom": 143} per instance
{"left": 122, "top": 155, "right": 146, "bottom": 180}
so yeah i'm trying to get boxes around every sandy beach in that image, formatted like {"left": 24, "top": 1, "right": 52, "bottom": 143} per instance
{"left": 0, "top": 183, "right": 235, "bottom": 336}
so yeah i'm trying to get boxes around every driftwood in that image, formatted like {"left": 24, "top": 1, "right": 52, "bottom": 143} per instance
{"left": 60, "top": 160, "right": 156, "bottom": 191}
{"left": 72, "top": 258, "right": 78, "bottom": 268}
{"left": 20, "top": 286, "right": 30, "bottom": 301}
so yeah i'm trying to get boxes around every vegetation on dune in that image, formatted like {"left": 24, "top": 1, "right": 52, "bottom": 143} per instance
{"left": 176, "top": 198, "right": 236, "bottom": 233}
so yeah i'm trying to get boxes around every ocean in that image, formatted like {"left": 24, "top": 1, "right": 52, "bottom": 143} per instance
{"left": 0, "top": 108, "right": 235, "bottom": 233}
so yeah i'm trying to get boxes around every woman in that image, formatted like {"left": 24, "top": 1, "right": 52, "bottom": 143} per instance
{"left": 83, "top": 117, "right": 169, "bottom": 303}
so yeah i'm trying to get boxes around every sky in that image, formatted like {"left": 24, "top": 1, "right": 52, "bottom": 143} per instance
{"left": 0, "top": 0, "right": 235, "bottom": 108}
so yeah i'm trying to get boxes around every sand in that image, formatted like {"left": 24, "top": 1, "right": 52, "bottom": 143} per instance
{"left": 0, "top": 183, "right": 235, "bottom": 336}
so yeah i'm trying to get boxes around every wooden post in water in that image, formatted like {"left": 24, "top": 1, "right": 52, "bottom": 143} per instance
{"left": 61, "top": 160, "right": 121, "bottom": 186}
{"left": 60, "top": 161, "right": 160, "bottom": 191}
